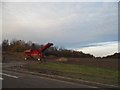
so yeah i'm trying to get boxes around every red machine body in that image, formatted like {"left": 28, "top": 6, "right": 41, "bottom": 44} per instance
{"left": 24, "top": 43, "right": 53, "bottom": 61}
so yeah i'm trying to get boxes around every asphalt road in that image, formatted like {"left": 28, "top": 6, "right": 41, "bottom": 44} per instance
{"left": 1, "top": 70, "right": 98, "bottom": 88}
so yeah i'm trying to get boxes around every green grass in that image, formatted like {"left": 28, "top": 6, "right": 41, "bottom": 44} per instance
{"left": 24, "top": 62, "right": 119, "bottom": 86}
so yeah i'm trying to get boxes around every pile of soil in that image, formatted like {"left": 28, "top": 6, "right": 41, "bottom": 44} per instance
{"left": 57, "top": 57, "right": 68, "bottom": 62}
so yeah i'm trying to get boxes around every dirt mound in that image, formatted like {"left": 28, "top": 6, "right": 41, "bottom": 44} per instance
{"left": 57, "top": 57, "right": 68, "bottom": 62}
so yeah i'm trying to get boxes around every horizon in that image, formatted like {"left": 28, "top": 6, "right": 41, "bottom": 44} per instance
{"left": 0, "top": 39, "right": 119, "bottom": 58}
{"left": 1, "top": 2, "right": 118, "bottom": 57}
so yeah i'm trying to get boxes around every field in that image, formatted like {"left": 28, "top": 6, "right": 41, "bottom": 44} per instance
{"left": 2, "top": 52, "right": 119, "bottom": 86}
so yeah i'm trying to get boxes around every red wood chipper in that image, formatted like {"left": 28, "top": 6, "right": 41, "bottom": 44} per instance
{"left": 24, "top": 43, "right": 53, "bottom": 62}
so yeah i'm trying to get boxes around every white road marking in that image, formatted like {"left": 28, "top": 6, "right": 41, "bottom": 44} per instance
{"left": 0, "top": 77, "right": 3, "bottom": 80}
{"left": 0, "top": 73, "right": 18, "bottom": 79}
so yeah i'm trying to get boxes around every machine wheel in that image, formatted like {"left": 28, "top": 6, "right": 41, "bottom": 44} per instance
{"left": 25, "top": 57, "right": 28, "bottom": 60}
{"left": 37, "top": 58, "right": 41, "bottom": 61}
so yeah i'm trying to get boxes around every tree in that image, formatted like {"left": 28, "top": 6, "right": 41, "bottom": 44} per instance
{"left": 2, "top": 39, "right": 9, "bottom": 51}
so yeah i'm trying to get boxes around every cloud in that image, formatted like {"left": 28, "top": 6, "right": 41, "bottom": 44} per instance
{"left": 76, "top": 41, "right": 119, "bottom": 57}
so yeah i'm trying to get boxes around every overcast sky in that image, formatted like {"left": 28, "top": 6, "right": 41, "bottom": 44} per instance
{"left": 1, "top": 1, "right": 119, "bottom": 57}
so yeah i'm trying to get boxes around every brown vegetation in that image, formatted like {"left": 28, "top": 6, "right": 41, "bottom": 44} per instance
{"left": 2, "top": 39, "right": 94, "bottom": 58}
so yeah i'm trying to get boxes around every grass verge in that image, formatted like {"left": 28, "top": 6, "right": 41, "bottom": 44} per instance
{"left": 22, "top": 62, "right": 119, "bottom": 86}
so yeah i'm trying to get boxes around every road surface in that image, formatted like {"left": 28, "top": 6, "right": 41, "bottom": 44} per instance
{"left": 1, "top": 70, "right": 97, "bottom": 88}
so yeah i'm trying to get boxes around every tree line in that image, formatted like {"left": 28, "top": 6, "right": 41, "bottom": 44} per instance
{"left": 2, "top": 39, "right": 94, "bottom": 58}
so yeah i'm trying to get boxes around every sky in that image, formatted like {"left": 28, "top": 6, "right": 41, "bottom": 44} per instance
{"left": 1, "top": 1, "right": 119, "bottom": 57}
{"left": 1, "top": 0, "right": 120, "bottom": 2}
